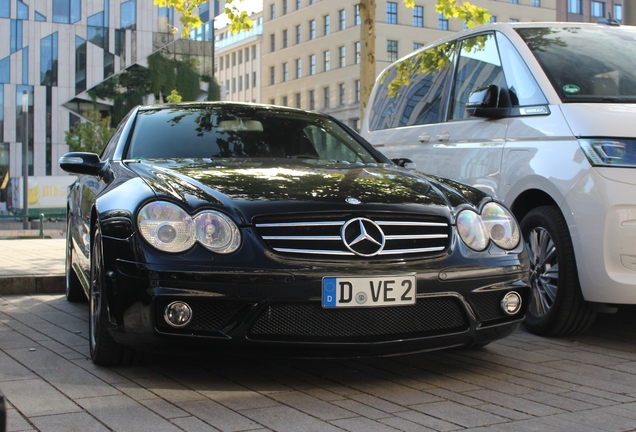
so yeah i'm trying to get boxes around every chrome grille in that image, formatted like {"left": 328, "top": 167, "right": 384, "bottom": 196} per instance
{"left": 254, "top": 213, "right": 450, "bottom": 258}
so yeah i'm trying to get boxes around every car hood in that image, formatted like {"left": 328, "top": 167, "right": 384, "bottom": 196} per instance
{"left": 560, "top": 103, "right": 636, "bottom": 137}
{"left": 126, "top": 159, "right": 485, "bottom": 224}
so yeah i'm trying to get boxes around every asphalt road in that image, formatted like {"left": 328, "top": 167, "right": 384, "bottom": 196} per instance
{"left": 1, "top": 293, "right": 636, "bottom": 432}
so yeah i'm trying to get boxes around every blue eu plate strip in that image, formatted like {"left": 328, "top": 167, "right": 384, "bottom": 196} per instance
{"left": 323, "top": 277, "right": 337, "bottom": 307}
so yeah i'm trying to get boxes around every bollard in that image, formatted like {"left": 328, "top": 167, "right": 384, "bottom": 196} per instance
{"left": 0, "top": 389, "right": 5, "bottom": 432}
{"left": 39, "top": 213, "right": 44, "bottom": 239}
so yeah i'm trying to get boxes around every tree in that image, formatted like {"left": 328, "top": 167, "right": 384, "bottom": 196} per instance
{"left": 65, "top": 106, "right": 115, "bottom": 154}
{"left": 160, "top": 0, "right": 490, "bottom": 118}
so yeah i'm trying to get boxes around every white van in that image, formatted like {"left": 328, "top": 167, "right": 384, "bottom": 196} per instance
{"left": 362, "top": 22, "right": 636, "bottom": 336}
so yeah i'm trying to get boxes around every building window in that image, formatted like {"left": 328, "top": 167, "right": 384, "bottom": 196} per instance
{"left": 614, "top": 4, "right": 623, "bottom": 20}
{"left": 0, "top": 57, "right": 9, "bottom": 83}
{"left": 355, "top": 4, "right": 361, "bottom": 25}
{"left": 232, "top": 78, "right": 236, "bottom": 93}
{"left": 75, "top": 36, "right": 86, "bottom": 94}
{"left": 296, "top": 0, "right": 300, "bottom": 10}
{"left": 339, "top": 83, "right": 345, "bottom": 105}
{"left": 413, "top": 5, "right": 423, "bottom": 27}
{"left": 40, "top": 32, "right": 58, "bottom": 86}
{"left": 35, "top": 11, "right": 46, "bottom": 21}
{"left": 270, "top": 66, "right": 275, "bottom": 85}
{"left": 283, "top": 62, "right": 288, "bottom": 81}
{"left": 510, "top": 0, "right": 518, "bottom": 4}
{"left": 387, "top": 2, "right": 397, "bottom": 24}
{"left": 252, "top": 45, "right": 256, "bottom": 59}
{"left": 309, "top": 19, "right": 315, "bottom": 39}
{"left": 309, "top": 55, "right": 315, "bottom": 75}
{"left": 0, "top": 0, "right": 9, "bottom": 18}
{"left": 270, "top": 34, "right": 275, "bottom": 52}
{"left": 296, "top": 58, "right": 302, "bottom": 78}
{"left": 283, "top": 0, "right": 287, "bottom": 14}
{"left": 568, "top": 0, "right": 582, "bottom": 14}
{"left": 324, "top": 87, "right": 330, "bottom": 108}
{"left": 120, "top": 0, "right": 135, "bottom": 29}
{"left": 238, "top": 50, "right": 243, "bottom": 64}
{"left": 532, "top": 0, "right": 540, "bottom": 6}
{"left": 53, "top": 0, "right": 81, "bottom": 24}
{"left": 283, "top": 29, "right": 288, "bottom": 48}
{"left": 339, "top": 46, "right": 345, "bottom": 68}
{"left": 158, "top": 6, "right": 175, "bottom": 32}
{"left": 324, "top": 50, "right": 330, "bottom": 71}
{"left": 438, "top": 13, "right": 448, "bottom": 30}
{"left": 309, "top": 90, "right": 315, "bottom": 110}
{"left": 509, "top": 18, "right": 518, "bottom": 22}
{"left": 387, "top": 40, "right": 398, "bottom": 62}
{"left": 270, "top": 3, "right": 275, "bottom": 19}
{"left": 17, "top": 0, "right": 28, "bottom": 19}
{"left": 355, "top": 80, "right": 360, "bottom": 102}
{"left": 270, "top": 98, "right": 275, "bottom": 105}
{"left": 282, "top": 96, "right": 288, "bottom": 106}
{"left": 10, "top": 20, "right": 23, "bottom": 54}
{"left": 296, "top": 25, "right": 301, "bottom": 44}
{"left": 232, "top": 52, "right": 236, "bottom": 65}
{"left": 295, "top": 93, "right": 301, "bottom": 108}
{"left": 354, "top": 41, "right": 360, "bottom": 64}
{"left": 238, "top": 76, "right": 242, "bottom": 91}
{"left": 324, "top": 15, "right": 330, "bottom": 35}
{"left": 245, "top": 74, "right": 249, "bottom": 89}
{"left": 591, "top": 1, "right": 604, "bottom": 17}
{"left": 339, "top": 9, "right": 345, "bottom": 30}
{"left": 490, "top": 15, "right": 497, "bottom": 22}
{"left": 252, "top": 71, "right": 256, "bottom": 87}
{"left": 413, "top": 42, "right": 423, "bottom": 50}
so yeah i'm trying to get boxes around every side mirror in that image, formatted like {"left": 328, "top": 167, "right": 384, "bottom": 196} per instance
{"left": 59, "top": 152, "right": 107, "bottom": 177}
{"left": 465, "top": 85, "right": 511, "bottom": 119}
{"left": 392, "top": 158, "right": 416, "bottom": 170}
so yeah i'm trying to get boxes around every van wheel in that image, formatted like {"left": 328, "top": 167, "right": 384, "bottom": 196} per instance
{"left": 520, "top": 206, "right": 596, "bottom": 336}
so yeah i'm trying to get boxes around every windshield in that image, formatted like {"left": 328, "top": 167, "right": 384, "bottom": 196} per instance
{"left": 127, "top": 105, "right": 383, "bottom": 164}
{"left": 516, "top": 26, "right": 636, "bottom": 103}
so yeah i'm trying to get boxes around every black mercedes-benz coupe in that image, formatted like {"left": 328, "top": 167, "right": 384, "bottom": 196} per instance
{"left": 60, "top": 102, "right": 529, "bottom": 365}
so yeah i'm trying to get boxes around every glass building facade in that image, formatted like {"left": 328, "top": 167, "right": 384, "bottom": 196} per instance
{"left": 0, "top": 0, "right": 216, "bottom": 214}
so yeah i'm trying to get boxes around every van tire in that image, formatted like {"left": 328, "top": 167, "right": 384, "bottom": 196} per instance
{"left": 520, "top": 206, "right": 596, "bottom": 336}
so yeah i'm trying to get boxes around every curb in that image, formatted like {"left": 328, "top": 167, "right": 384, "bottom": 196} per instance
{"left": 0, "top": 276, "right": 65, "bottom": 295}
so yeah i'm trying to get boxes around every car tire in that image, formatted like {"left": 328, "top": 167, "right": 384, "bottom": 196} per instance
{"left": 65, "top": 219, "right": 86, "bottom": 303}
{"left": 521, "top": 206, "right": 596, "bottom": 336}
{"left": 89, "top": 224, "right": 143, "bottom": 366}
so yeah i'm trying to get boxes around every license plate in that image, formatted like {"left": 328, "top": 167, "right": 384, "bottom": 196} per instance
{"left": 322, "top": 275, "right": 416, "bottom": 308}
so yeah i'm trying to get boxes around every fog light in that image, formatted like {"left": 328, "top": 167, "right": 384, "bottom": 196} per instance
{"left": 164, "top": 301, "right": 192, "bottom": 327}
{"left": 501, "top": 292, "right": 522, "bottom": 315}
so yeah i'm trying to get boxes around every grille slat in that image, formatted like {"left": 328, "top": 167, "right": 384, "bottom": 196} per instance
{"left": 248, "top": 297, "right": 468, "bottom": 342}
{"left": 254, "top": 213, "right": 451, "bottom": 258}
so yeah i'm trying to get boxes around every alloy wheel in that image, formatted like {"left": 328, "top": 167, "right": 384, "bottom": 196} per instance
{"left": 527, "top": 226, "right": 558, "bottom": 318}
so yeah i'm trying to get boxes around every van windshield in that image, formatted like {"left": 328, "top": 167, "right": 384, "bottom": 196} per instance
{"left": 516, "top": 26, "right": 636, "bottom": 103}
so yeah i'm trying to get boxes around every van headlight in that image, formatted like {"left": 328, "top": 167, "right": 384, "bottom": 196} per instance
{"left": 579, "top": 139, "right": 636, "bottom": 167}
{"left": 457, "top": 203, "right": 520, "bottom": 251}
{"left": 138, "top": 201, "right": 241, "bottom": 254}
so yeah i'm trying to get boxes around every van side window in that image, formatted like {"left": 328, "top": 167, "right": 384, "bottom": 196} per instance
{"left": 368, "top": 41, "right": 457, "bottom": 130}
{"left": 450, "top": 33, "right": 506, "bottom": 120}
{"left": 496, "top": 32, "right": 547, "bottom": 106}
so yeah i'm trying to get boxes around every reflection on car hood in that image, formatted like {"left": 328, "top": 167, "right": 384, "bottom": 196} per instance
{"left": 560, "top": 104, "right": 636, "bottom": 138}
{"left": 126, "top": 159, "right": 482, "bottom": 223}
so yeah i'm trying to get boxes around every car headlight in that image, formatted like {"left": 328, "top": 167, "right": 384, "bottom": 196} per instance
{"left": 193, "top": 211, "right": 241, "bottom": 254}
{"left": 579, "top": 138, "right": 636, "bottom": 167}
{"left": 457, "top": 202, "right": 520, "bottom": 251}
{"left": 138, "top": 202, "right": 241, "bottom": 254}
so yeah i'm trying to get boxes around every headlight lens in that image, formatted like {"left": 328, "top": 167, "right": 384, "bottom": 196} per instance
{"left": 481, "top": 202, "right": 520, "bottom": 250}
{"left": 193, "top": 211, "right": 241, "bottom": 254}
{"left": 138, "top": 202, "right": 241, "bottom": 254}
{"left": 457, "top": 210, "right": 489, "bottom": 251}
{"left": 457, "top": 203, "right": 520, "bottom": 251}
{"left": 579, "top": 139, "right": 636, "bottom": 167}
{"left": 138, "top": 202, "right": 195, "bottom": 252}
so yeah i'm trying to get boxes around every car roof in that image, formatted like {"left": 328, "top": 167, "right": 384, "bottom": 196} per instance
{"left": 136, "top": 101, "right": 322, "bottom": 117}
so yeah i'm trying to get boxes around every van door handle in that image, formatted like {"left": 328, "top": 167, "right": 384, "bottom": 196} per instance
{"left": 436, "top": 133, "right": 450, "bottom": 142}
{"left": 417, "top": 134, "right": 430, "bottom": 143}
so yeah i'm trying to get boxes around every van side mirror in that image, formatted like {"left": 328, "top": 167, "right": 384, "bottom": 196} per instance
{"left": 392, "top": 158, "right": 416, "bottom": 170}
{"left": 465, "top": 85, "right": 511, "bottom": 119}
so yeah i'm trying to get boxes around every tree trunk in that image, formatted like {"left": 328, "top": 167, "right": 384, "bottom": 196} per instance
{"left": 359, "top": 0, "right": 376, "bottom": 125}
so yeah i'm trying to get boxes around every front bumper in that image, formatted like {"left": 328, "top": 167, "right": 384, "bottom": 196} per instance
{"left": 102, "top": 239, "right": 530, "bottom": 357}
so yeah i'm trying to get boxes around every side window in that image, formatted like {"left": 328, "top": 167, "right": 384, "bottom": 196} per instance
{"left": 304, "top": 125, "right": 358, "bottom": 162}
{"left": 450, "top": 33, "right": 506, "bottom": 120}
{"left": 495, "top": 32, "right": 547, "bottom": 106}
{"left": 368, "top": 41, "right": 456, "bottom": 130}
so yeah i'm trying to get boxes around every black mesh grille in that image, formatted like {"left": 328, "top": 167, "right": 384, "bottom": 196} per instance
{"left": 468, "top": 291, "right": 508, "bottom": 322}
{"left": 155, "top": 298, "right": 245, "bottom": 332}
{"left": 247, "top": 297, "right": 468, "bottom": 342}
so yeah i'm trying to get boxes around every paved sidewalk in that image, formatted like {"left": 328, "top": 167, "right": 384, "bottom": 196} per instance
{"left": 1, "top": 295, "right": 636, "bottom": 431}
{"left": 0, "top": 239, "right": 65, "bottom": 295}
